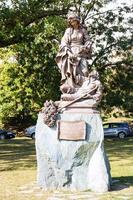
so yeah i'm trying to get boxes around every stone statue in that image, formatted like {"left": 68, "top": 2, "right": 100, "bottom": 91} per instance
{"left": 61, "top": 70, "right": 103, "bottom": 103}
{"left": 36, "top": 13, "right": 111, "bottom": 193}
{"left": 55, "top": 13, "right": 92, "bottom": 94}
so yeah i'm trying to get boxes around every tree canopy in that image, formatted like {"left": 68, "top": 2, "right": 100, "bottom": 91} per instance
{"left": 0, "top": 0, "right": 70, "bottom": 47}
{"left": 0, "top": 0, "right": 133, "bottom": 126}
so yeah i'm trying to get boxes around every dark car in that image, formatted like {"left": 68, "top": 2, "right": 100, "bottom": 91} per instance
{"left": 103, "top": 122, "right": 133, "bottom": 139}
{"left": 0, "top": 129, "right": 15, "bottom": 140}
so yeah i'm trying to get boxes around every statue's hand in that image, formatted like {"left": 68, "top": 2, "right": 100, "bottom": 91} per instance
{"left": 61, "top": 94, "right": 75, "bottom": 101}
{"left": 81, "top": 46, "right": 86, "bottom": 51}
{"left": 80, "top": 46, "right": 89, "bottom": 53}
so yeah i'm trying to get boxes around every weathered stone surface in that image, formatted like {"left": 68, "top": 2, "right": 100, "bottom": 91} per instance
{"left": 35, "top": 110, "right": 111, "bottom": 192}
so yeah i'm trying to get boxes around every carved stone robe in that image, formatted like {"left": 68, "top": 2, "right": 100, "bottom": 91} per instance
{"left": 56, "top": 27, "right": 92, "bottom": 90}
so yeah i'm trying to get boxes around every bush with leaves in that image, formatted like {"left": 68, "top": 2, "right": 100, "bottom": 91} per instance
{"left": 0, "top": 0, "right": 133, "bottom": 127}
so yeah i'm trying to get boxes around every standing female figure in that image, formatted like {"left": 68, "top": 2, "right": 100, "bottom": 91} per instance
{"left": 56, "top": 13, "right": 92, "bottom": 94}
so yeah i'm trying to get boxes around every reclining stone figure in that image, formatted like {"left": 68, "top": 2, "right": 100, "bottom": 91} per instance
{"left": 61, "top": 70, "right": 103, "bottom": 103}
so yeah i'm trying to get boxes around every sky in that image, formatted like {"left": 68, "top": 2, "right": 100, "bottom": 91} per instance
{"left": 109, "top": 0, "right": 132, "bottom": 6}
{"left": 101, "top": 0, "right": 132, "bottom": 11}
{"left": 103, "top": 0, "right": 132, "bottom": 25}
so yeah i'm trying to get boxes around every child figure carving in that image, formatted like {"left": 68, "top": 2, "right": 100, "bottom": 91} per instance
{"left": 61, "top": 70, "right": 103, "bottom": 109}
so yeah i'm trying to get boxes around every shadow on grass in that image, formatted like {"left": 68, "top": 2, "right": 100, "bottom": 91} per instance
{"left": 104, "top": 138, "right": 133, "bottom": 190}
{"left": 0, "top": 138, "right": 36, "bottom": 171}
{"left": 116, "top": 176, "right": 133, "bottom": 185}
{"left": 111, "top": 176, "right": 133, "bottom": 191}
{"left": 104, "top": 137, "right": 133, "bottom": 161}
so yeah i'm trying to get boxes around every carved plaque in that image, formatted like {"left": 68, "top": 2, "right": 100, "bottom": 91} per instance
{"left": 57, "top": 120, "right": 86, "bottom": 141}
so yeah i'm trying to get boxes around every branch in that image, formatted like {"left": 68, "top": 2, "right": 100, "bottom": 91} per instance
{"left": 24, "top": 8, "right": 69, "bottom": 27}
{"left": 82, "top": 0, "right": 96, "bottom": 23}
{"left": 0, "top": 35, "right": 34, "bottom": 48}
{"left": 86, "top": 8, "right": 119, "bottom": 20}
{"left": 92, "top": 42, "right": 118, "bottom": 66}
{"left": 0, "top": 8, "right": 69, "bottom": 48}
{"left": 103, "top": 60, "right": 133, "bottom": 69}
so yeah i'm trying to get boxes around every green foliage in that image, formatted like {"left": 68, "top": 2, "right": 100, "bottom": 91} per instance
{"left": 85, "top": 3, "right": 133, "bottom": 116}
{"left": 0, "top": 17, "right": 66, "bottom": 125}
{"left": 101, "top": 66, "right": 133, "bottom": 118}
{"left": 0, "top": 0, "right": 70, "bottom": 47}
{"left": 0, "top": 0, "right": 133, "bottom": 126}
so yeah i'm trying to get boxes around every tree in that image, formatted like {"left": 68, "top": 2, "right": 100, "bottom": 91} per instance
{"left": 73, "top": 0, "right": 133, "bottom": 117}
{"left": 0, "top": 17, "right": 65, "bottom": 125}
{"left": 0, "top": 0, "right": 133, "bottom": 126}
{"left": 0, "top": 0, "right": 70, "bottom": 47}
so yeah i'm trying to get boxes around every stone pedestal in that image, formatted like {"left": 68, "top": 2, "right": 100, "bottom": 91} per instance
{"left": 35, "top": 103, "right": 111, "bottom": 192}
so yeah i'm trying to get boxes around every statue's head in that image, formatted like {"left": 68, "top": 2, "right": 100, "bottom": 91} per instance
{"left": 89, "top": 70, "right": 99, "bottom": 79}
{"left": 67, "top": 13, "right": 80, "bottom": 28}
{"left": 67, "top": 13, "right": 80, "bottom": 22}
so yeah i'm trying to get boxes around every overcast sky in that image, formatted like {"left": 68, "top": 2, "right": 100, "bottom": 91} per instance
{"left": 101, "top": 0, "right": 133, "bottom": 20}
{"left": 102, "top": 0, "right": 132, "bottom": 10}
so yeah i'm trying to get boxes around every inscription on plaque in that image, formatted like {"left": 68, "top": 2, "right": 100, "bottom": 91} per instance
{"left": 57, "top": 120, "right": 86, "bottom": 141}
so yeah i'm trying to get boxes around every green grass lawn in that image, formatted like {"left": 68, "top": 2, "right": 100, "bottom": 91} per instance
{"left": 0, "top": 137, "right": 133, "bottom": 200}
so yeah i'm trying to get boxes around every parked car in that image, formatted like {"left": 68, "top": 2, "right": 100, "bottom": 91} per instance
{"left": 103, "top": 122, "right": 133, "bottom": 139}
{"left": 25, "top": 125, "right": 36, "bottom": 139}
{"left": 0, "top": 129, "right": 15, "bottom": 140}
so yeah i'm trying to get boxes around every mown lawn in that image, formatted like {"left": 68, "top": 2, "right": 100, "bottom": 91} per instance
{"left": 0, "top": 137, "right": 133, "bottom": 200}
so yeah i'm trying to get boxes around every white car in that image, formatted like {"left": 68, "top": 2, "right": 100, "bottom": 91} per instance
{"left": 25, "top": 125, "right": 36, "bottom": 139}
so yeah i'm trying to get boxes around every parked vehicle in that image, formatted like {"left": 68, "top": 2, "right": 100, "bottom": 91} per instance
{"left": 103, "top": 122, "right": 133, "bottom": 139}
{"left": 25, "top": 125, "right": 36, "bottom": 139}
{"left": 0, "top": 129, "right": 15, "bottom": 140}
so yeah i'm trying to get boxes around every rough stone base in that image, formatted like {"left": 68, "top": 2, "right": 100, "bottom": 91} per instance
{"left": 35, "top": 110, "right": 111, "bottom": 193}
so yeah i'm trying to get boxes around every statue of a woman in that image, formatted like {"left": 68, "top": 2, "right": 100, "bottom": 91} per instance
{"left": 55, "top": 13, "right": 92, "bottom": 94}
